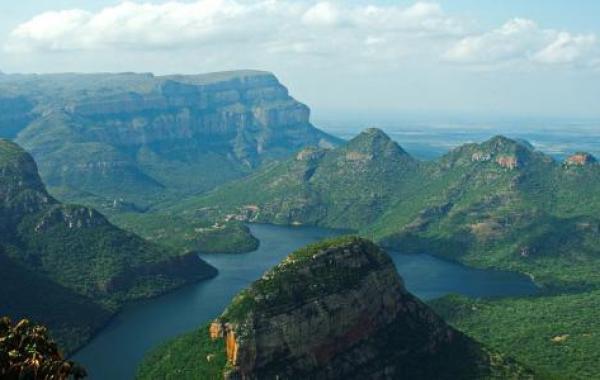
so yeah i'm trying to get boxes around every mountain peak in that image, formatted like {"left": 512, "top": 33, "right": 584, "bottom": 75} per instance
{"left": 483, "top": 135, "right": 532, "bottom": 150}
{"left": 346, "top": 128, "right": 410, "bottom": 159}
{"left": 356, "top": 127, "right": 393, "bottom": 142}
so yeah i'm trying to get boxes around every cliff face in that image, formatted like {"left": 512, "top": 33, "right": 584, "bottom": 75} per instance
{"left": 203, "top": 237, "right": 531, "bottom": 379}
{"left": 62, "top": 73, "right": 320, "bottom": 155}
{"left": 1, "top": 70, "right": 339, "bottom": 211}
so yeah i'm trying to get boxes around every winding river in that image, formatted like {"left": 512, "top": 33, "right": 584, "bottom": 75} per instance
{"left": 73, "top": 224, "right": 537, "bottom": 379}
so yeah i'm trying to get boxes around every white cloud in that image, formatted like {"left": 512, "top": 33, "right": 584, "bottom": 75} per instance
{"left": 5, "top": 1, "right": 462, "bottom": 55}
{"left": 445, "top": 17, "right": 598, "bottom": 67}
{"left": 534, "top": 32, "right": 596, "bottom": 64}
{"left": 3, "top": 1, "right": 599, "bottom": 72}
{"left": 302, "top": 2, "right": 341, "bottom": 27}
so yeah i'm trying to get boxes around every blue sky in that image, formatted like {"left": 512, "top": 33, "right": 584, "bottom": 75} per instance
{"left": 1, "top": 1, "right": 600, "bottom": 120}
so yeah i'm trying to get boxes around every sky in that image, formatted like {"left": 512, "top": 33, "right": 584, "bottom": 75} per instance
{"left": 1, "top": 1, "right": 600, "bottom": 121}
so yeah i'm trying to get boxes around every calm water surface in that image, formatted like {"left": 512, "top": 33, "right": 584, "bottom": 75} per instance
{"left": 74, "top": 224, "right": 537, "bottom": 379}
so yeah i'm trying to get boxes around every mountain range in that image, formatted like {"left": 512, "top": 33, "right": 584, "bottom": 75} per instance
{"left": 1, "top": 69, "right": 599, "bottom": 378}
{"left": 164, "top": 129, "right": 599, "bottom": 290}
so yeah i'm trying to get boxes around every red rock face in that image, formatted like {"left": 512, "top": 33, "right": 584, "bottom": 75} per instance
{"left": 566, "top": 153, "right": 596, "bottom": 166}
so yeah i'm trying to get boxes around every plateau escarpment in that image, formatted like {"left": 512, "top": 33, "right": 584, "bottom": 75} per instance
{"left": 0, "top": 71, "right": 340, "bottom": 212}
{"left": 139, "top": 237, "right": 532, "bottom": 379}
{"left": 0, "top": 139, "right": 216, "bottom": 351}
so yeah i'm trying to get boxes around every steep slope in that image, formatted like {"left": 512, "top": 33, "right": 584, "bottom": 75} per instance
{"left": 0, "top": 71, "right": 340, "bottom": 213}
{"left": 171, "top": 128, "right": 421, "bottom": 230}
{"left": 0, "top": 140, "right": 216, "bottom": 349}
{"left": 138, "top": 237, "right": 532, "bottom": 379}
{"left": 373, "top": 136, "right": 600, "bottom": 290}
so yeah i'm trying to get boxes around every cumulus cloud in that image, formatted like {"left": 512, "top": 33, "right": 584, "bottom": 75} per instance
{"left": 5, "top": 1, "right": 461, "bottom": 54}
{"left": 445, "top": 17, "right": 598, "bottom": 67}
{"left": 534, "top": 32, "right": 596, "bottom": 64}
{"left": 3, "top": 0, "right": 599, "bottom": 71}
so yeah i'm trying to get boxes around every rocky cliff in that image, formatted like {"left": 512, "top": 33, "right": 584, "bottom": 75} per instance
{"left": 0, "top": 70, "right": 340, "bottom": 212}
{"left": 139, "top": 237, "right": 532, "bottom": 379}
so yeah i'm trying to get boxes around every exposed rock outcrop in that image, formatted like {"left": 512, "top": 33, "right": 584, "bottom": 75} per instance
{"left": 564, "top": 152, "right": 597, "bottom": 166}
{"left": 204, "top": 237, "right": 532, "bottom": 379}
{"left": 496, "top": 155, "right": 519, "bottom": 170}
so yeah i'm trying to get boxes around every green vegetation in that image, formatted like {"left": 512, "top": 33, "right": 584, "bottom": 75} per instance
{"left": 113, "top": 212, "right": 259, "bottom": 254}
{"left": 431, "top": 293, "right": 600, "bottom": 380}
{"left": 0, "top": 252, "right": 111, "bottom": 351}
{"left": 177, "top": 132, "right": 600, "bottom": 290}
{"left": 137, "top": 324, "right": 226, "bottom": 380}
{"left": 0, "top": 140, "right": 216, "bottom": 352}
{"left": 194, "top": 222, "right": 259, "bottom": 254}
{"left": 0, "top": 317, "right": 87, "bottom": 380}
{"left": 171, "top": 128, "right": 422, "bottom": 230}
{"left": 220, "top": 236, "right": 382, "bottom": 323}
{"left": 156, "top": 132, "right": 599, "bottom": 378}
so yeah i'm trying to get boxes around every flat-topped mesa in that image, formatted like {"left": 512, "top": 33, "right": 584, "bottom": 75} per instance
{"left": 67, "top": 71, "right": 291, "bottom": 117}
{"left": 206, "top": 237, "right": 529, "bottom": 379}
{"left": 564, "top": 152, "right": 597, "bottom": 167}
